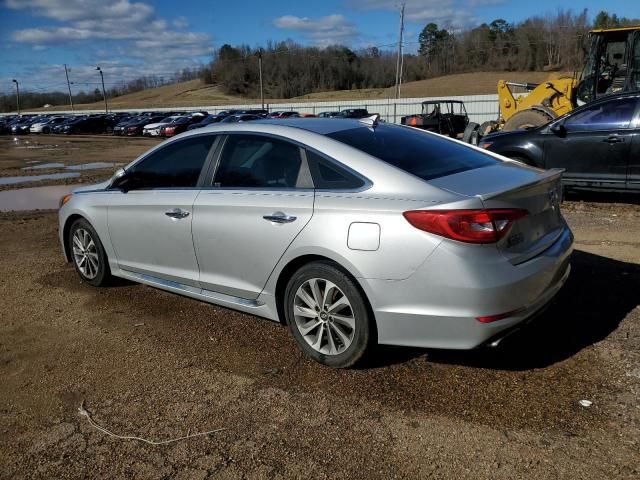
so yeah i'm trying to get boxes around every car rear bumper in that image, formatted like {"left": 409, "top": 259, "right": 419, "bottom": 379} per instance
{"left": 363, "top": 225, "right": 573, "bottom": 350}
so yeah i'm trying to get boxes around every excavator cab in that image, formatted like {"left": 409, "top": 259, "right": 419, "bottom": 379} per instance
{"left": 576, "top": 28, "right": 640, "bottom": 105}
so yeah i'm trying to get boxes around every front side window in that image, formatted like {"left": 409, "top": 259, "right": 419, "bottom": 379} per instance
{"left": 214, "top": 135, "right": 305, "bottom": 188}
{"left": 564, "top": 97, "right": 637, "bottom": 132}
{"left": 125, "top": 135, "right": 215, "bottom": 189}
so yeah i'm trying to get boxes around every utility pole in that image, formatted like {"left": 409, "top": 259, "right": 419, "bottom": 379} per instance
{"left": 96, "top": 66, "right": 108, "bottom": 113}
{"left": 394, "top": 3, "right": 405, "bottom": 99}
{"left": 257, "top": 49, "right": 264, "bottom": 109}
{"left": 11, "top": 79, "right": 20, "bottom": 115}
{"left": 64, "top": 64, "right": 74, "bottom": 112}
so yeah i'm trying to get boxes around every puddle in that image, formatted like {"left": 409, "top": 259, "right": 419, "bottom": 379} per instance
{"left": 0, "top": 184, "right": 86, "bottom": 211}
{"left": 21, "top": 162, "right": 116, "bottom": 172}
{"left": 0, "top": 173, "right": 80, "bottom": 186}
{"left": 22, "top": 163, "right": 66, "bottom": 170}
{"left": 66, "top": 162, "right": 115, "bottom": 171}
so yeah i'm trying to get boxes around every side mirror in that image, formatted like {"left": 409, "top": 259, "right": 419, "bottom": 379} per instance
{"left": 550, "top": 122, "right": 566, "bottom": 136}
{"left": 109, "top": 167, "right": 127, "bottom": 190}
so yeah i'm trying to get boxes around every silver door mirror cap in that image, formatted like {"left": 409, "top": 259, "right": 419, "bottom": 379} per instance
{"left": 109, "top": 167, "right": 126, "bottom": 187}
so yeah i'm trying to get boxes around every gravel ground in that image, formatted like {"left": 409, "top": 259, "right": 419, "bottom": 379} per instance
{"left": 0, "top": 136, "right": 639, "bottom": 479}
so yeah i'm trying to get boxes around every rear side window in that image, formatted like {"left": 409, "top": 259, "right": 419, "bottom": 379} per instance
{"left": 327, "top": 124, "right": 497, "bottom": 181}
{"left": 214, "top": 134, "right": 305, "bottom": 188}
{"left": 564, "top": 97, "right": 637, "bottom": 131}
{"left": 305, "top": 150, "right": 364, "bottom": 189}
{"left": 126, "top": 135, "right": 215, "bottom": 189}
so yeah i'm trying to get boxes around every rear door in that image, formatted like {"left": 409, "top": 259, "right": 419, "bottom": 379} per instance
{"left": 192, "top": 134, "right": 314, "bottom": 299}
{"left": 544, "top": 96, "right": 637, "bottom": 189}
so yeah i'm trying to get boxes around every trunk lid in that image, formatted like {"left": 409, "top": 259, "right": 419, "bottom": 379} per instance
{"left": 429, "top": 163, "right": 565, "bottom": 264}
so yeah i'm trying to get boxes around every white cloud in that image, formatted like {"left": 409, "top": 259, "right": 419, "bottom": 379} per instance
{"left": 347, "top": 0, "right": 487, "bottom": 28}
{"left": 5, "top": 0, "right": 212, "bottom": 63}
{"left": 173, "top": 16, "right": 189, "bottom": 29}
{"left": 273, "top": 14, "right": 359, "bottom": 46}
{"left": 4, "top": 0, "right": 155, "bottom": 23}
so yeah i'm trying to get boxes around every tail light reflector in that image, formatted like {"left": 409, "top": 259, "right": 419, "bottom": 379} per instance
{"left": 403, "top": 209, "right": 528, "bottom": 244}
{"left": 476, "top": 308, "right": 524, "bottom": 323}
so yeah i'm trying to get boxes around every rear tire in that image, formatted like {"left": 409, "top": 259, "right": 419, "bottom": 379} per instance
{"left": 503, "top": 109, "right": 554, "bottom": 131}
{"left": 479, "top": 120, "right": 498, "bottom": 136}
{"left": 68, "top": 218, "right": 113, "bottom": 287}
{"left": 284, "top": 261, "right": 373, "bottom": 368}
{"left": 462, "top": 122, "right": 479, "bottom": 144}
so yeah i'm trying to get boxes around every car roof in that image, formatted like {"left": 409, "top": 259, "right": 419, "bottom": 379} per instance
{"left": 248, "top": 118, "right": 367, "bottom": 134}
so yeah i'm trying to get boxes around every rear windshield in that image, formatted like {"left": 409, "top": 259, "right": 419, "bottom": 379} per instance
{"left": 327, "top": 124, "right": 498, "bottom": 181}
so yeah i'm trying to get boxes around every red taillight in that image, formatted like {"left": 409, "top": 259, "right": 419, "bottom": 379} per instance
{"left": 476, "top": 308, "right": 524, "bottom": 323}
{"left": 403, "top": 209, "right": 528, "bottom": 244}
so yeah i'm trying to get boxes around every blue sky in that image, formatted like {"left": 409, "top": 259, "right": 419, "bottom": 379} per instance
{"left": 0, "top": 0, "right": 637, "bottom": 94}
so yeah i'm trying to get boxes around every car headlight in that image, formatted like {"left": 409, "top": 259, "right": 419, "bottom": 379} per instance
{"left": 480, "top": 142, "right": 493, "bottom": 149}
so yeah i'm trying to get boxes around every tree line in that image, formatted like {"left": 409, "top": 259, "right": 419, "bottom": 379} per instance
{"left": 203, "top": 9, "right": 638, "bottom": 99}
{"left": 0, "top": 68, "right": 199, "bottom": 113}
{"left": 1, "top": 9, "right": 638, "bottom": 112}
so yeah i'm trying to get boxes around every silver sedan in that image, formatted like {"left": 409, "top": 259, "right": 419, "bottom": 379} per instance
{"left": 58, "top": 118, "right": 573, "bottom": 368}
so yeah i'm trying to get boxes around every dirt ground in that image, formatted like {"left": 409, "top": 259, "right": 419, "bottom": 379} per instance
{"left": 0, "top": 135, "right": 639, "bottom": 479}
{"left": 0, "top": 136, "right": 159, "bottom": 191}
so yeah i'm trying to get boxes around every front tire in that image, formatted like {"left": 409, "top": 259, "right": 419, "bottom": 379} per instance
{"left": 284, "top": 261, "right": 374, "bottom": 368}
{"left": 68, "top": 218, "right": 113, "bottom": 287}
{"left": 503, "top": 109, "right": 554, "bottom": 131}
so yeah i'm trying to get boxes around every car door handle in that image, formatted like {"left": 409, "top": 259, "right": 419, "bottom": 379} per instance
{"left": 263, "top": 212, "right": 297, "bottom": 224}
{"left": 603, "top": 135, "right": 624, "bottom": 144}
{"left": 165, "top": 208, "right": 190, "bottom": 219}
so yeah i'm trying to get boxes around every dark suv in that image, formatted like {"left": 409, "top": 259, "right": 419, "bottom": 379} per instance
{"left": 337, "top": 108, "right": 370, "bottom": 119}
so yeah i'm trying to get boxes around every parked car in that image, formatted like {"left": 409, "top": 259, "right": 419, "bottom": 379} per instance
{"left": 59, "top": 118, "right": 573, "bottom": 368}
{"left": 142, "top": 115, "right": 185, "bottom": 137}
{"left": 160, "top": 115, "right": 207, "bottom": 137}
{"left": 187, "top": 114, "right": 224, "bottom": 131}
{"left": 317, "top": 111, "right": 340, "bottom": 118}
{"left": 237, "top": 109, "right": 268, "bottom": 116}
{"left": 52, "top": 116, "right": 86, "bottom": 134}
{"left": 337, "top": 108, "right": 370, "bottom": 119}
{"left": 0, "top": 115, "right": 25, "bottom": 134}
{"left": 11, "top": 115, "right": 41, "bottom": 134}
{"left": 60, "top": 115, "right": 117, "bottom": 134}
{"left": 119, "top": 115, "right": 166, "bottom": 136}
{"left": 219, "top": 114, "right": 263, "bottom": 123}
{"left": 30, "top": 116, "right": 67, "bottom": 134}
{"left": 268, "top": 111, "right": 299, "bottom": 118}
{"left": 480, "top": 92, "right": 640, "bottom": 192}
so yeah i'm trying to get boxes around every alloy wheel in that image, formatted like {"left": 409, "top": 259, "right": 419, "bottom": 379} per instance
{"left": 293, "top": 278, "right": 356, "bottom": 355}
{"left": 72, "top": 228, "right": 100, "bottom": 279}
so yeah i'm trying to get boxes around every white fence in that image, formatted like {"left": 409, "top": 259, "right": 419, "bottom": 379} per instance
{"left": 14, "top": 94, "right": 500, "bottom": 125}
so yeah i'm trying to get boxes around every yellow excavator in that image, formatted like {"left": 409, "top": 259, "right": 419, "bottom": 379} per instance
{"left": 480, "top": 26, "right": 640, "bottom": 134}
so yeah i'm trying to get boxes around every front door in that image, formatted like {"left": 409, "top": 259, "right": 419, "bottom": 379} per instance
{"left": 193, "top": 134, "right": 314, "bottom": 299}
{"left": 544, "top": 96, "right": 637, "bottom": 189}
{"left": 108, "top": 134, "right": 216, "bottom": 286}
